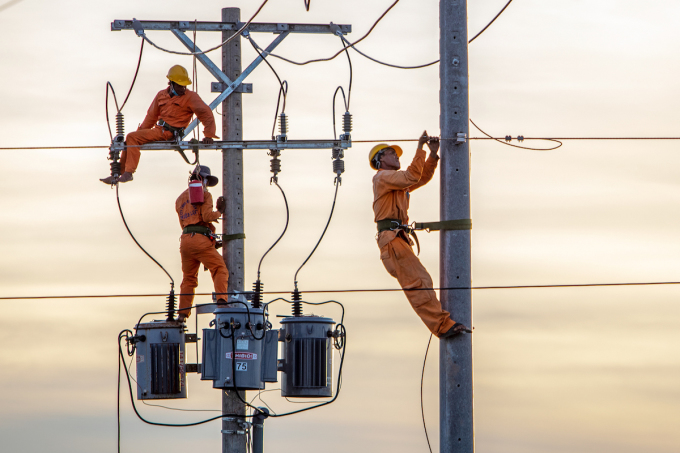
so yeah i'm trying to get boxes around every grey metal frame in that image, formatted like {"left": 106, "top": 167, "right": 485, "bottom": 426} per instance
{"left": 111, "top": 19, "right": 352, "bottom": 146}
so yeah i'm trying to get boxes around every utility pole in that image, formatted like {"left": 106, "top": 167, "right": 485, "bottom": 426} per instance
{"left": 222, "top": 7, "right": 247, "bottom": 453}
{"left": 439, "top": 0, "right": 473, "bottom": 452}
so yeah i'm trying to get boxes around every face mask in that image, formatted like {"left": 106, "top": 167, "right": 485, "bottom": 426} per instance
{"left": 170, "top": 85, "right": 179, "bottom": 97}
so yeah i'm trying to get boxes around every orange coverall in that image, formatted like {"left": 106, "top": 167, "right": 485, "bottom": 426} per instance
{"left": 120, "top": 88, "right": 218, "bottom": 174}
{"left": 373, "top": 147, "right": 456, "bottom": 337}
{"left": 176, "top": 188, "right": 227, "bottom": 318}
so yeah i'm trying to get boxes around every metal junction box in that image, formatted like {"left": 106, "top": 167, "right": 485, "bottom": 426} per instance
{"left": 134, "top": 320, "right": 187, "bottom": 400}
{"left": 201, "top": 306, "right": 278, "bottom": 390}
{"left": 278, "top": 315, "right": 335, "bottom": 398}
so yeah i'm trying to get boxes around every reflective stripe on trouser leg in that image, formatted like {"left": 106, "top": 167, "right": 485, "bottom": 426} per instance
{"left": 179, "top": 234, "right": 229, "bottom": 317}
{"left": 380, "top": 237, "right": 455, "bottom": 337}
{"left": 121, "top": 127, "right": 173, "bottom": 174}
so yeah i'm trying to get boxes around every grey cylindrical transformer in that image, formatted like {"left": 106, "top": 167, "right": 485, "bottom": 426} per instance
{"left": 201, "top": 306, "right": 277, "bottom": 390}
{"left": 134, "top": 320, "right": 187, "bottom": 400}
{"left": 278, "top": 315, "right": 335, "bottom": 397}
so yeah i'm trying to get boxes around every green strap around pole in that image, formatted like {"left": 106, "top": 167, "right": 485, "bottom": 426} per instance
{"left": 413, "top": 219, "right": 472, "bottom": 231}
{"left": 221, "top": 233, "right": 246, "bottom": 241}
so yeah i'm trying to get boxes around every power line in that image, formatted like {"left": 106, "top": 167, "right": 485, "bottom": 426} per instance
{"left": 5, "top": 280, "right": 680, "bottom": 301}
{"left": 4, "top": 136, "right": 680, "bottom": 152}
{"left": 468, "top": 0, "right": 514, "bottom": 44}
{"left": 255, "top": 0, "right": 401, "bottom": 66}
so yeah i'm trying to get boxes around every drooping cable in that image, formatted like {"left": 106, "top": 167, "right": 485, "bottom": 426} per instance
{"left": 470, "top": 118, "right": 563, "bottom": 151}
{"left": 421, "top": 334, "right": 433, "bottom": 453}
{"left": 119, "top": 39, "right": 145, "bottom": 112}
{"left": 340, "top": 34, "right": 438, "bottom": 69}
{"left": 246, "top": 35, "right": 288, "bottom": 139}
{"left": 115, "top": 184, "right": 174, "bottom": 289}
{"left": 293, "top": 179, "right": 341, "bottom": 289}
{"left": 254, "top": 0, "right": 401, "bottom": 66}
{"left": 332, "top": 86, "right": 348, "bottom": 139}
{"left": 469, "top": 0, "right": 515, "bottom": 44}
{"left": 256, "top": 181, "right": 290, "bottom": 280}
{"left": 134, "top": 0, "right": 269, "bottom": 56}
{"left": 339, "top": 36, "right": 353, "bottom": 109}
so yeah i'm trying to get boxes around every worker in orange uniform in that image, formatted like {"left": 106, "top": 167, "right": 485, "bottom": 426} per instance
{"left": 101, "top": 65, "right": 218, "bottom": 184}
{"left": 370, "top": 131, "right": 470, "bottom": 338}
{"left": 175, "top": 165, "right": 227, "bottom": 322}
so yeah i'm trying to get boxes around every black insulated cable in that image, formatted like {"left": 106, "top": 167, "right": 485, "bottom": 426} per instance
{"left": 470, "top": 118, "right": 563, "bottom": 151}
{"left": 132, "top": 0, "right": 269, "bottom": 57}
{"left": 116, "top": 184, "right": 175, "bottom": 289}
{"left": 293, "top": 179, "right": 341, "bottom": 289}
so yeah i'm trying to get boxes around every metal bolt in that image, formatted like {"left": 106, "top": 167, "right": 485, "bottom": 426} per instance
{"left": 452, "top": 58, "right": 460, "bottom": 67}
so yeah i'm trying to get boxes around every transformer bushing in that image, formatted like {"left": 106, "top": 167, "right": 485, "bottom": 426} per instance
{"left": 278, "top": 315, "right": 336, "bottom": 397}
{"left": 134, "top": 320, "right": 187, "bottom": 400}
{"left": 201, "top": 306, "right": 278, "bottom": 390}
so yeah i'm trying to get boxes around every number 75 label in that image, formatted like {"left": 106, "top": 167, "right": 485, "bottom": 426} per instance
{"left": 236, "top": 362, "right": 247, "bottom": 371}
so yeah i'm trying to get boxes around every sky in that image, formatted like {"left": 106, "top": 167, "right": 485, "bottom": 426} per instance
{"left": 1, "top": 0, "right": 680, "bottom": 452}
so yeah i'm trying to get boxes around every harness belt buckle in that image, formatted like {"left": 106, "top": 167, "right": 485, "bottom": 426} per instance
{"left": 389, "top": 220, "right": 402, "bottom": 231}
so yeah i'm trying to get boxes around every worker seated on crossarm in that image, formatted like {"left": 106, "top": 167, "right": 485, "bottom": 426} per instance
{"left": 101, "top": 65, "right": 218, "bottom": 184}
{"left": 370, "top": 131, "right": 470, "bottom": 339}
{"left": 175, "top": 165, "right": 227, "bottom": 323}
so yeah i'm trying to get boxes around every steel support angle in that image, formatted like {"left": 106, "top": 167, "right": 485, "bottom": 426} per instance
{"left": 180, "top": 30, "right": 290, "bottom": 140}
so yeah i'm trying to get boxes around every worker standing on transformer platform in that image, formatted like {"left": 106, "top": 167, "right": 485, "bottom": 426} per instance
{"left": 101, "top": 65, "right": 218, "bottom": 184}
{"left": 175, "top": 165, "right": 227, "bottom": 323}
{"left": 370, "top": 131, "right": 470, "bottom": 338}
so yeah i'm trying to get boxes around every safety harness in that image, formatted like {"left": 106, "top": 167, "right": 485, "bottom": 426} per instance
{"left": 158, "top": 119, "right": 200, "bottom": 165}
{"left": 376, "top": 218, "right": 472, "bottom": 255}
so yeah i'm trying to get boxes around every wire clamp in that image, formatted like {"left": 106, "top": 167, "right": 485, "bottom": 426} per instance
{"left": 456, "top": 132, "right": 467, "bottom": 144}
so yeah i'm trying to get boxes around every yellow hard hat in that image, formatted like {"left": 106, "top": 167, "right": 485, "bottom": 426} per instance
{"left": 368, "top": 144, "right": 403, "bottom": 170}
{"left": 167, "top": 65, "right": 192, "bottom": 86}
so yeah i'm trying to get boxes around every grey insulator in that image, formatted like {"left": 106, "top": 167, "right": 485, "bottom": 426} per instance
{"left": 342, "top": 111, "right": 352, "bottom": 134}
{"left": 116, "top": 112, "right": 124, "bottom": 136}
{"left": 333, "top": 158, "right": 345, "bottom": 175}
{"left": 278, "top": 113, "right": 288, "bottom": 136}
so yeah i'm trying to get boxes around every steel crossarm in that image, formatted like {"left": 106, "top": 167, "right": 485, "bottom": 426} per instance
{"left": 138, "top": 139, "right": 352, "bottom": 151}
{"left": 111, "top": 20, "right": 351, "bottom": 34}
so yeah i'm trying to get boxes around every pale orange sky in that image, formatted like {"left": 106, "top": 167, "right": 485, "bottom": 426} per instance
{"left": 1, "top": 0, "right": 680, "bottom": 452}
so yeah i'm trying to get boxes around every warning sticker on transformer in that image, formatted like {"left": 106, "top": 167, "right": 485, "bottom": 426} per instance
{"left": 236, "top": 339, "right": 249, "bottom": 350}
{"left": 226, "top": 352, "right": 257, "bottom": 360}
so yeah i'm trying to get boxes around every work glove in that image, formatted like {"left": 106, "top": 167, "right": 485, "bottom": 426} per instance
{"left": 215, "top": 196, "right": 226, "bottom": 213}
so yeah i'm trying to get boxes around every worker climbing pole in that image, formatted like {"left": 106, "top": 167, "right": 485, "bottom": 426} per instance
{"left": 370, "top": 131, "right": 472, "bottom": 338}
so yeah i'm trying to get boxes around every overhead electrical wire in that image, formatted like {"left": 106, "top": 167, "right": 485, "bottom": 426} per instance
{"left": 259, "top": 0, "right": 513, "bottom": 70}
{"left": 293, "top": 179, "right": 341, "bottom": 289}
{"left": 470, "top": 118, "right": 563, "bottom": 151}
{"left": 253, "top": 0, "right": 401, "bottom": 66}
{"left": 8, "top": 279, "right": 680, "bottom": 301}
{"left": 134, "top": 0, "right": 269, "bottom": 57}
{"left": 469, "top": 0, "right": 515, "bottom": 44}
{"left": 115, "top": 185, "right": 175, "bottom": 288}
{"left": 421, "top": 334, "right": 434, "bottom": 453}
{"left": 257, "top": 181, "right": 290, "bottom": 280}
{"left": 6, "top": 135, "right": 680, "bottom": 152}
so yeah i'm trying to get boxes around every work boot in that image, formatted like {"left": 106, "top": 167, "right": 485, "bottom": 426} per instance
{"left": 118, "top": 172, "right": 134, "bottom": 183}
{"left": 176, "top": 314, "right": 187, "bottom": 324}
{"left": 217, "top": 298, "right": 228, "bottom": 307}
{"left": 441, "top": 323, "right": 471, "bottom": 339}
{"left": 100, "top": 175, "right": 117, "bottom": 185}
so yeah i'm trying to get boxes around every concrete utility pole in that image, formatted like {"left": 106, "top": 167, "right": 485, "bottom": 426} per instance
{"left": 439, "top": 0, "right": 474, "bottom": 452}
{"left": 221, "top": 7, "right": 247, "bottom": 453}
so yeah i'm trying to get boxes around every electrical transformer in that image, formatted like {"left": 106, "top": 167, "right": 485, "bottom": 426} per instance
{"left": 134, "top": 320, "right": 187, "bottom": 400}
{"left": 201, "top": 305, "right": 278, "bottom": 390}
{"left": 278, "top": 315, "right": 336, "bottom": 397}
